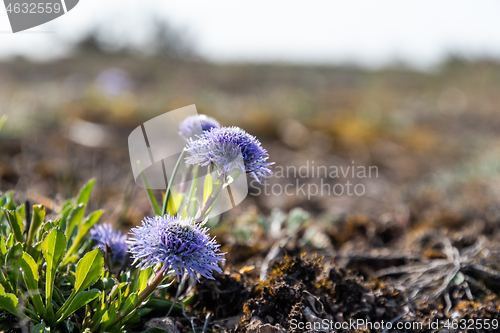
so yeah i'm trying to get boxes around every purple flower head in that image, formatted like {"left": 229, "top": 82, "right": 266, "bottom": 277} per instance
{"left": 90, "top": 224, "right": 128, "bottom": 264}
{"left": 179, "top": 114, "right": 221, "bottom": 138}
{"left": 185, "top": 126, "right": 273, "bottom": 183}
{"left": 127, "top": 214, "right": 225, "bottom": 281}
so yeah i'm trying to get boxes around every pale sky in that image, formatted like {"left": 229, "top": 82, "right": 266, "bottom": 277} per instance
{"left": 1, "top": 0, "right": 499, "bottom": 68}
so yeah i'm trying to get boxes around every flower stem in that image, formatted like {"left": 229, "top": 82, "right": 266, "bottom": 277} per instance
{"left": 199, "top": 173, "right": 225, "bottom": 219}
{"left": 179, "top": 164, "right": 193, "bottom": 194}
{"left": 137, "top": 160, "right": 161, "bottom": 215}
{"left": 162, "top": 150, "right": 185, "bottom": 216}
{"left": 185, "top": 165, "right": 200, "bottom": 217}
{"left": 114, "top": 270, "right": 167, "bottom": 326}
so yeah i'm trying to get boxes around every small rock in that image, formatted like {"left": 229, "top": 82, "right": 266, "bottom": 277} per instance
{"left": 386, "top": 300, "right": 397, "bottom": 307}
{"left": 247, "top": 317, "right": 264, "bottom": 333}
{"left": 144, "top": 317, "right": 180, "bottom": 333}
{"left": 362, "top": 293, "right": 375, "bottom": 304}
{"left": 247, "top": 317, "right": 286, "bottom": 333}
{"left": 212, "top": 316, "right": 241, "bottom": 329}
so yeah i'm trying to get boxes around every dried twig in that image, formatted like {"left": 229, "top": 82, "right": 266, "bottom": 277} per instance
{"left": 376, "top": 235, "right": 500, "bottom": 307}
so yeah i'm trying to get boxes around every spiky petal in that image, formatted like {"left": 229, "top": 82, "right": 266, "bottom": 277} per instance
{"left": 179, "top": 114, "right": 221, "bottom": 138}
{"left": 185, "top": 126, "right": 273, "bottom": 183}
{"left": 128, "top": 214, "right": 225, "bottom": 281}
{"left": 90, "top": 223, "right": 128, "bottom": 264}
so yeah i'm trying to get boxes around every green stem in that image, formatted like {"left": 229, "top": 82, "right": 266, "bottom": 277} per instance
{"left": 162, "top": 150, "right": 186, "bottom": 216}
{"left": 114, "top": 270, "right": 167, "bottom": 325}
{"left": 179, "top": 164, "right": 193, "bottom": 194}
{"left": 185, "top": 165, "right": 200, "bottom": 217}
{"left": 199, "top": 172, "right": 225, "bottom": 220}
{"left": 137, "top": 160, "right": 161, "bottom": 216}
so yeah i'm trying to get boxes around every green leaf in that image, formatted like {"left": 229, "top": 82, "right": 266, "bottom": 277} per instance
{"left": 0, "top": 236, "right": 6, "bottom": 256}
{"left": 130, "top": 267, "right": 152, "bottom": 294}
{"left": 31, "top": 240, "right": 43, "bottom": 263}
{"left": 19, "top": 252, "right": 45, "bottom": 316}
{"left": 5, "top": 242, "right": 22, "bottom": 263}
{"left": 144, "top": 296, "right": 183, "bottom": 314}
{"left": 136, "top": 160, "right": 161, "bottom": 216}
{"left": 16, "top": 203, "right": 26, "bottom": 220}
{"left": 74, "top": 248, "right": 103, "bottom": 293}
{"left": 64, "top": 210, "right": 103, "bottom": 262}
{"left": 108, "top": 282, "right": 122, "bottom": 308}
{"left": 5, "top": 243, "right": 23, "bottom": 292}
{"left": 76, "top": 179, "right": 95, "bottom": 206}
{"left": 146, "top": 186, "right": 161, "bottom": 216}
{"left": 52, "top": 286, "right": 65, "bottom": 305}
{"left": 26, "top": 205, "right": 45, "bottom": 253}
{"left": 40, "top": 220, "right": 56, "bottom": 238}
{"left": 89, "top": 295, "right": 106, "bottom": 332}
{"left": 42, "top": 228, "right": 67, "bottom": 315}
{"left": 55, "top": 249, "right": 103, "bottom": 321}
{"left": 119, "top": 292, "right": 137, "bottom": 317}
{"left": 166, "top": 190, "right": 182, "bottom": 216}
{"left": 56, "top": 289, "right": 100, "bottom": 323}
{"left": 56, "top": 202, "right": 73, "bottom": 235}
{"left": 62, "top": 255, "right": 79, "bottom": 264}
{"left": 183, "top": 293, "right": 196, "bottom": 306}
{"left": 0, "top": 293, "right": 19, "bottom": 316}
{"left": 3, "top": 209, "right": 24, "bottom": 243}
{"left": 5, "top": 233, "right": 13, "bottom": 247}
{"left": 100, "top": 302, "right": 116, "bottom": 330}
{"left": 203, "top": 171, "right": 213, "bottom": 205}
{"left": 31, "top": 322, "right": 50, "bottom": 333}
{"left": 63, "top": 204, "right": 85, "bottom": 241}
{"left": 1, "top": 191, "right": 16, "bottom": 210}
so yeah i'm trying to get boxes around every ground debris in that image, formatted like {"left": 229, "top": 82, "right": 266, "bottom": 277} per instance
{"left": 145, "top": 317, "right": 180, "bottom": 333}
{"left": 238, "top": 254, "right": 407, "bottom": 332}
{"left": 194, "top": 272, "right": 251, "bottom": 318}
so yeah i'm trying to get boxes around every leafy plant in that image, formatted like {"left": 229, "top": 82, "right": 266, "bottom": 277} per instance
{"left": 0, "top": 115, "right": 274, "bottom": 333}
{"left": 0, "top": 180, "right": 105, "bottom": 331}
{"left": 0, "top": 182, "right": 181, "bottom": 332}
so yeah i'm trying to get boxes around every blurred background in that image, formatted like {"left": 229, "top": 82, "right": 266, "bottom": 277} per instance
{"left": 1, "top": 0, "right": 500, "bottom": 247}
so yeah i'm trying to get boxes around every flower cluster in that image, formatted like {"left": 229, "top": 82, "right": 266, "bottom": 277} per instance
{"left": 127, "top": 214, "right": 225, "bottom": 280}
{"left": 178, "top": 114, "right": 220, "bottom": 138}
{"left": 127, "top": 115, "right": 270, "bottom": 282}
{"left": 184, "top": 126, "right": 274, "bottom": 183}
{"left": 90, "top": 223, "right": 128, "bottom": 264}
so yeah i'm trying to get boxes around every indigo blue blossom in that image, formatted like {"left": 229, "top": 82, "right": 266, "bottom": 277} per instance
{"left": 127, "top": 214, "right": 225, "bottom": 281}
{"left": 185, "top": 126, "right": 273, "bottom": 183}
{"left": 179, "top": 114, "right": 220, "bottom": 138}
{"left": 90, "top": 223, "right": 128, "bottom": 264}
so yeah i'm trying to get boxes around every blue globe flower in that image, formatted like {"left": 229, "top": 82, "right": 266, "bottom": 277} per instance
{"left": 179, "top": 114, "right": 221, "bottom": 138}
{"left": 128, "top": 214, "right": 225, "bottom": 281}
{"left": 185, "top": 126, "right": 273, "bottom": 183}
{"left": 89, "top": 223, "right": 128, "bottom": 264}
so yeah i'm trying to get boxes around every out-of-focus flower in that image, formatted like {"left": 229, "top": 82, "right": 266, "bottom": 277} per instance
{"left": 179, "top": 114, "right": 220, "bottom": 138}
{"left": 185, "top": 126, "right": 273, "bottom": 183}
{"left": 95, "top": 68, "right": 133, "bottom": 97}
{"left": 90, "top": 223, "right": 128, "bottom": 264}
{"left": 128, "top": 214, "right": 225, "bottom": 281}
